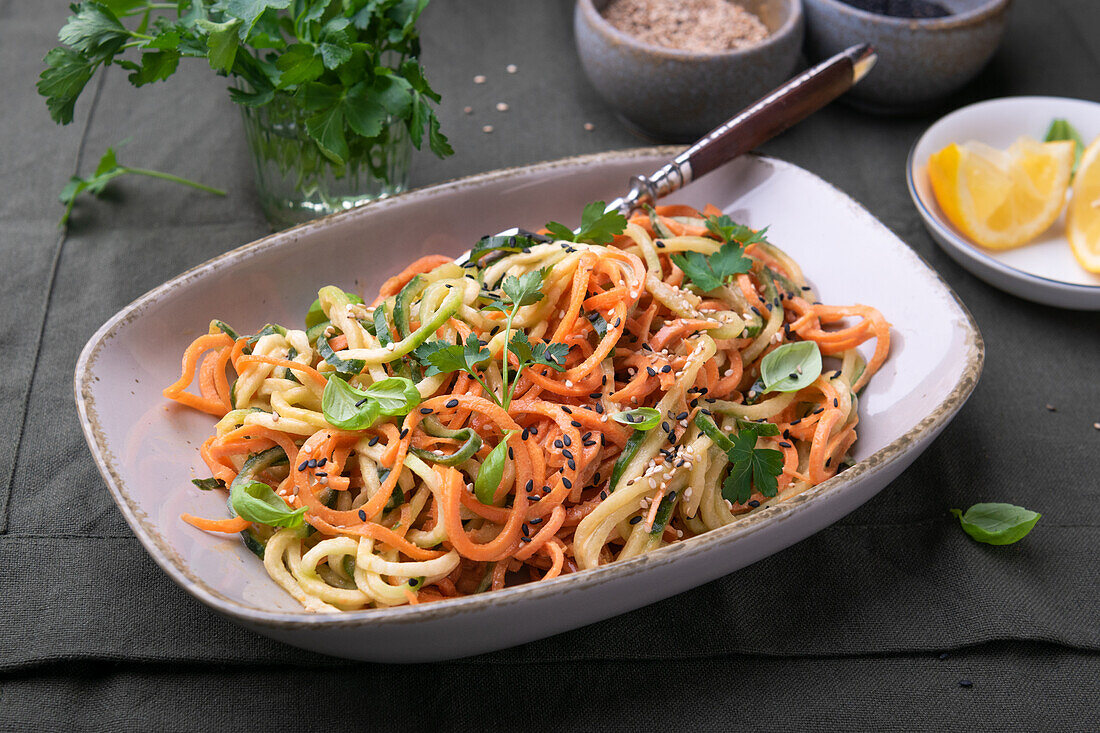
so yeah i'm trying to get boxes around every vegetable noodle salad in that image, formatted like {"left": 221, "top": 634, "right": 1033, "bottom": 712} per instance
{"left": 166, "top": 202, "right": 890, "bottom": 612}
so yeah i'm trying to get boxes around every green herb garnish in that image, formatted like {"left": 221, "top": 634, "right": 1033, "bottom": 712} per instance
{"left": 695, "top": 414, "right": 783, "bottom": 505}
{"left": 321, "top": 375, "right": 420, "bottom": 430}
{"left": 474, "top": 430, "right": 516, "bottom": 505}
{"left": 1045, "top": 118, "right": 1085, "bottom": 174}
{"left": 545, "top": 200, "right": 627, "bottom": 245}
{"left": 950, "top": 503, "right": 1041, "bottom": 545}
{"left": 760, "top": 341, "right": 822, "bottom": 393}
{"left": 611, "top": 407, "right": 661, "bottom": 430}
{"left": 670, "top": 214, "right": 760, "bottom": 291}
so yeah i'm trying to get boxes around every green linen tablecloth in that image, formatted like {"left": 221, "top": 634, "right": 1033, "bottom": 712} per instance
{"left": 1, "top": 0, "right": 1097, "bottom": 729}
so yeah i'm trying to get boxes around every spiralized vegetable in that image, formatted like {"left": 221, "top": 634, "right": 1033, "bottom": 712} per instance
{"left": 166, "top": 203, "right": 890, "bottom": 612}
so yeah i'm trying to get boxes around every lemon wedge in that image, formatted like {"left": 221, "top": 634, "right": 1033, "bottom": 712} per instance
{"left": 928, "top": 137, "right": 1075, "bottom": 250}
{"left": 1067, "top": 137, "right": 1100, "bottom": 273}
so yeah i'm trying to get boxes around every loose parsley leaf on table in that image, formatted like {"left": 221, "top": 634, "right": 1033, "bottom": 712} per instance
{"left": 545, "top": 200, "right": 627, "bottom": 245}
{"left": 59, "top": 145, "right": 224, "bottom": 226}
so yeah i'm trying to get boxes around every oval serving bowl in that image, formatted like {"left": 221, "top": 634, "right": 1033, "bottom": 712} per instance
{"left": 75, "top": 148, "right": 982, "bottom": 662}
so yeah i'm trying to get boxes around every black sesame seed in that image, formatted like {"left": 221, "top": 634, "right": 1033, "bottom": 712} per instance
{"left": 959, "top": 680, "right": 973, "bottom": 688}
{"left": 355, "top": 397, "right": 369, "bottom": 407}
{"left": 825, "top": 457, "right": 832, "bottom": 467}
{"left": 529, "top": 517, "right": 543, "bottom": 525}
{"left": 676, "top": 411, "right": 688, "bottom": 420}
{"left": 368, "top": 436, "right": 380, "bottom": 446}
{"left": 563, "top": 435, "right": 572, "bottom": 446}
{"left": 789, "top": 372, "right": 798, "bottom": 380}
{"left": 690, "top": 399, "right": 699, "bottom": 408}
{"left": 629, "top": 516, "right": 642, "bottom": 525}
{"left": 525, "top": 479, "right": 534, "bottom": 493}
{"left": 520, "top": 536, "right": 532, "bottom": 543}
{"left": 508, "top": 447, "right": 514, "bottom": 459}
{"left": 593, "top": 472, "right": 601, "bottom": 483}
{"left": 599, "top": 491, "right": 608, "bottom": 500}
{"left": 563, "top": 477, "right": 572, "bottom": 489}
{"left": 590, "top": 392, "right": 602, "bottom": 399}
{"left": 661, "top": 421, "right": 671, "bottom": 433}
{"left": 833, "top": 398, "right": 839, "bottom": 407}
{"left": 399, "top": 428, "right": 409, "bottom": 438}
{"left": 522, "top": 524, "right": 530, "bottom": 537}
{"left": 570, "top": 420, "right": 582, "bottom": 428}
{"left": 528, "top": 426, "right": 538, "bottom": 436}
{"left": 661, "top": 365, "right": 671, "bottom": 374}
{"left": 561, "top": 406, "right": 572, "bottom": 414}
{"left": 553, "top": 439, "right": 563, "bottom": 449}
{"left": 315, "top": 471, "right": 328, "bottom": 477}
{"left": 813, "top": 408, "right": 824, "bottom": 415}
{"left": 445, "top": 398, "right": 459, "bottom": 408}
{"left": 562, "top": 448, "right": 574, "bottom": 459}
{"left": 297, "top": 461, "right": 309, "bottom": 472}
{"left": 646, "top": 367, "right": 657, "bottom": 377}
{"left": 595, "top": 403, "right": 604, "bottom": 414}
{"left": 748, "top": 500, "right": 759, "bottom": 508}
{"left": 779, "top": 441, "right": 793, "bottom": 448}
{"left": 420, "top": 407, "right": 433, "bottom": 415}
{"left": 522, "top": 428, "right": 530, "bottom": 440}
{"left": 307, "top": 458, "right": 318, "bottom": 468}
{"left": 568, "top": 459, "right": 576, "bottom": 470}
{"left": 613, "top": 318, "right": 622, "bottom": 327}
{"left": 656, "top": 240, "right": 665, "bottom": 248}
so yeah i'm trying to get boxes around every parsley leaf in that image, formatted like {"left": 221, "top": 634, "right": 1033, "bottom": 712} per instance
{"left": 694, "top": 415, "right": 784, "bottom": 505}
{"left": 722, "top": 426, "right": 784, "bottom": 504}
{"left": 414, "top": 333, "right": 491, "bottom": 378}
{"left": 59, "top": 145, "right": 225, "bottom": 226}
{"left": 545, "top": 200, "right": 627, "bottom": 245}
{"left": 705, "top": 214, "right": 769, "bottom": 247}
{"left": 501, "top": 270, "right": 546, "bottom": 308}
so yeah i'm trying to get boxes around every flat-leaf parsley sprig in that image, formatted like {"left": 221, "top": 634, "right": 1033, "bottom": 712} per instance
{"left": 60, "top": 145, "right": 225, "bottom": 226}
{"left": 414, "top": 269, "right": 568, "bottom": 409}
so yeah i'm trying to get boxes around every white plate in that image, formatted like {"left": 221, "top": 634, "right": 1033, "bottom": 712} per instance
{"left": 75, "top": 148, "right": 983, "bottom": 662}
{"left": 908, "top": 96, "right": 1100, "bottom": 310}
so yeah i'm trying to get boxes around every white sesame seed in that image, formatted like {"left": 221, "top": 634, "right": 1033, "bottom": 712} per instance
{"left": 565, "top": 380, "right": 573, "bottom": 387}
{"left": 463, "top": 106, "right": 473, "bottom": 114}
{"left": 496, "top": 102, "right": 509, "bottom": 112}
{"left": 505, "top": 64, "right": 517, "bottom": 73}
{"left": 473, "top": 75, "right": 486, "bottom": 84}
{"left": 583, "top": 122, "right": 594, "bottom": 131}
{"left": 482, "top": 125, "right": 494, "bottom": 133}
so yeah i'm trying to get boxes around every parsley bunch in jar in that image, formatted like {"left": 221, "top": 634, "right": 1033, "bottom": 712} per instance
{"left": 38, "top": 0, "right": 453, "bottom": 227}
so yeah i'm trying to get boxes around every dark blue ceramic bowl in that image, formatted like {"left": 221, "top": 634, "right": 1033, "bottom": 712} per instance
{"left": 575, "top": 0, "right": 804, "bottom": 142}
{"left": 803, "top": 0, "right": 1011, "bottom": 113}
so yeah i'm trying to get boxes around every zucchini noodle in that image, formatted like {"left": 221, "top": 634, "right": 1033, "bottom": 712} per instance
{"left": 165, "top": 203, "right": 891, "bottom": 611}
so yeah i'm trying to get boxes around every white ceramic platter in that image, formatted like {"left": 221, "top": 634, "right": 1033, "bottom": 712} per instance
{"left": 75, "top": 148, "right": 983, "bottom": 662}
{"left": 908, "top": 96, "right": 1100, "bottom": 310}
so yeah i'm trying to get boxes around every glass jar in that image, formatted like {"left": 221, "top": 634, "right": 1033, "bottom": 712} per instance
{"left": 238, "top": 92, "right": 412, "bottom": 229}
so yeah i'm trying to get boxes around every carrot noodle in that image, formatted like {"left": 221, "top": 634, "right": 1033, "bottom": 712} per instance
{"left": 167, "top": 203, "right": 890, "bottom": 612}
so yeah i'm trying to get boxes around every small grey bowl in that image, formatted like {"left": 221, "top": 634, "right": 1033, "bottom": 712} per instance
{"left": 575, "top": 0, "right": 804, "bottom": 142}
{"left": 803, "top": 0, "right": 1012, "bottom": 113}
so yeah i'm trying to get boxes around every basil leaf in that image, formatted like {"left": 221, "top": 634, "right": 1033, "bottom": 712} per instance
{"left": 363, "top": 377, "right": 422, "bottom": 415}
{"left": 611, "top": 407, "right": 661, "bottom": 431}
{"left": 474, "top": 430, "right": 515, "bottom": 505}
{"left": 760, "top": 341, "right": 822, "bottom": 393}
{"left": 322, "top": 375, "right": 380, "bottom": 429}
{"left": 322, "top": 375, "right": 419, "bottom": 430}
{"left": 950, "top": 503, "right": 1041, "bottom": 545}
{"left": 230, "top": 479, "right": 306, "bottom": 528}
{"left": 1044, "top": 118, "right": 1084, "bottom": 173}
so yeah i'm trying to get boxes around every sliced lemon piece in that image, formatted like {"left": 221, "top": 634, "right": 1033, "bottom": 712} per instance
{"left": 1067, "top": 136, "right": 1100, "bottom": 273}
{"left": 928, "top": 137, "right": 1075, "bottom": 250}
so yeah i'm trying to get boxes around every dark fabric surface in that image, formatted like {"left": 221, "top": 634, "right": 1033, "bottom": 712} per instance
{"left": 1, "top": 0, "right": 1098, "bottom": 727}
